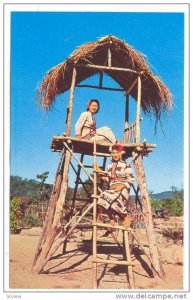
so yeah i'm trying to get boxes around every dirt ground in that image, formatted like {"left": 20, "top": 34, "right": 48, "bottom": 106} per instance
{"left": 9, "top": 227, "right": 183, "bottom": 290}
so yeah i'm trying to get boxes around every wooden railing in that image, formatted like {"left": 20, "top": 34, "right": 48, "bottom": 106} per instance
{"left": 124, "top": 118, "right": 143, "bottom": 144}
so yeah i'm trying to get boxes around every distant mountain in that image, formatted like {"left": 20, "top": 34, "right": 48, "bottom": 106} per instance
{"left": 130, "top": 191, "right": 174, "bottom": 203}
{"left": 151, "top": 191, "right": 174, "bottom": 200}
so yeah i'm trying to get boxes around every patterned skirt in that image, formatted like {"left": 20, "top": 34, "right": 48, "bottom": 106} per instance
{"left": 97, "top": 187, "right": 129, "bottom": 215}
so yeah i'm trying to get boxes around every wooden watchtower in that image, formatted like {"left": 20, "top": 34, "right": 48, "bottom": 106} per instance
{"left": 32, "top": 35, "right": 172, "bottom": 288}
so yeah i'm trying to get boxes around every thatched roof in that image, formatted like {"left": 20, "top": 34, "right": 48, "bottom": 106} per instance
{"left": 38, "top": 35, "right": 172, "bottom": 120}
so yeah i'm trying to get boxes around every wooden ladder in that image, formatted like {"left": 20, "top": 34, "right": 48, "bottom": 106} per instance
{"left": 92, "top": 141, "right": 135, "bottom": 289}
{"left": 32, "top": 140, "right": 162, "bottom": 283}
{"left": 62, "top": 146, "right": 108, "bottom": 255}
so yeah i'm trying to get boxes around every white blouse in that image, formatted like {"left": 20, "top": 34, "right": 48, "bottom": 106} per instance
{"left": 75, "top": 111, "right": 96, "bottom": 139}
{"left": 75, "top": 111, "right": 116, "bottom": 143}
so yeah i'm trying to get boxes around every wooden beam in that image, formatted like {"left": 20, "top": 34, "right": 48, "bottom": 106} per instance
{"left": 93, "top": 258, "right": 135, "bottom": 266}
{"left": 71, "top": 154, "right": 87, "bottom": 203}
{"left": 124, "top": 231, "right": 135, "bottom": 288}
{"left": 93, "top": 221, "right": 131, "bottom": 231}
{"left": 93, "top": 151, "right": 111, "bottom": 157}
{"left": 66, "top": 67, "right": 77, "bottom": 136}
{"left": 124, "top": 94, "right": 129, "bottom": 143}
{"left": 125, "top": 94, "right": 129, "bottom": 126}
{"left": 31, "top": 150, "right": 66, "bottom": 270}
{"left": 54, "top": 136, "right": 156, "bottom": 148}
{"left": 70, "top": 160, "right": 91, "bottom": 198}
{"left": 76, "top": 84, "right": 124, "bottom": 92}
{"left": 62, "top": 202, "right": 92, "bottom": 231}
{"left": 32, "top": 150, "right": 72, "bottom": 274}
{"left": 136, "top": 76, "right": 142, "bottom": 143}
{"left": 79, "top": 63, "right": 141, "bottom": 74}
{"left": 99, "top": 71, "right": 103, "bottom": 88}
{"left": 46, "top": 203, "right": 94, "bottom": 262}
{"left": 132, "top": 153, "right": 165, "bottom": 279}
{"left": 125, "top": 77, "right": 138, "bottom": 95}
{"left": 63, "top": 141, "right": 94, "bottom": 183}
{"left": 130, "top": 229, "right": 157, "bottom": 276}
{"left": 93, "top": 141, "right": 97, "bottom": 288}
{"left": 51, "top": 136, "right": 156, "bottom": 157}
{"left": 108, "top": 48, "right": 112, "bottom": 67}
{"left": 63, "top": 141, "right": 103, "bottom": 194}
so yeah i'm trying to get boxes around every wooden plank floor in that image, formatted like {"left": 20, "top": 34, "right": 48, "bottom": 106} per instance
{"left": 50, "top": 135, "right": 156, "bottom": 158}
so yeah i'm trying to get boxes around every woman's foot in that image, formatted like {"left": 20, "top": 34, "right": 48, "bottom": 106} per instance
{"left": 123, "top": 215, "right": 132, "bottom": 228}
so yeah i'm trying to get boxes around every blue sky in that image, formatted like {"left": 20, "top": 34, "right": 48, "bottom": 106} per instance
{"left": 10, "top": 11, "right": 184, "bottom": 193}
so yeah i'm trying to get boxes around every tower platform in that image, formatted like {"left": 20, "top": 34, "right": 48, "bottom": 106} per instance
{"left": 50, "top": 136, "right": 156, "bottom": 158}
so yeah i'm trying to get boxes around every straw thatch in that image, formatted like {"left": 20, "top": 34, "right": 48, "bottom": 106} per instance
{"left": 37, "top": 35, "right": 172, "bottom": 120}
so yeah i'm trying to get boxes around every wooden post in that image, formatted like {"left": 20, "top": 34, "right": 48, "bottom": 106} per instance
{"left": 108, "top": 48, "right": 112, "bottom": 67}
{"left": 93, "top": 141, "right": 98, "bottom": 288}
{"left": 135, "top": 76, "right": 141, "bottom": 143}
{"left": 99, "top": 71, "right": 103, "bottom": 88}
{"left": 132, "top": 153, "right": 165, "bottom": 279}
{"left": 32, "top": 151, "right": 65, "bottom": 269}
{"left": 124, "top": 231, "right": 135, "bottom": 288}
{"left": 32, "top": 151, "right": 72, "bottom": 274}
{"left": 66, "top": 67, "right": 77, "bottom": 136}
{"left": 125, "top": 94, "right": 129, "bottom": 126}
{"left": 32, "top": 67, "right": 77, "bottom": 274}
{"left": 124, "top": 94, "right": 129, "bottom": 143}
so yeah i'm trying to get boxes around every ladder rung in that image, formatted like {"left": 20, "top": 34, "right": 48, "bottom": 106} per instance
{"left": 83, "top": 165, "right": 93, "bottom": 168}
{"left": 93, "top": 258, "right": 135, "bottom": 266}
{"left": 75, "top": 223, "right": 92, "bottom": 229}
{"left": 83, "top": 165, "right": 105, "bottom": 169}
{"left": 73, "top": 198, "right": 92, "bottom": 201}
{"left": 75, "top": 180, "right": 93, "bottom": 185}
{"left": 93, "top": 221, "right": 131, "bottom": 231}
{"left": 93, "top": 152, "right": 111, "bottom": 157}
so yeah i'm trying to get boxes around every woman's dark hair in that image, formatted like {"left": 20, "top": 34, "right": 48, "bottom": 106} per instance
{"left": 87, "top": 99, "right": 100, "bottom": 113}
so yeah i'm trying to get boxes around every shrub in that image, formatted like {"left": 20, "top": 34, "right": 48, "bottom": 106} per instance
{"left": 24, "top": 212, "right": 43, "bottom": 227}
{"left": 151, "top": 198, "right": 163, "bottom": 212}
{"left": 162, "top": 227, "right": 183, "bottom": 244}
{"left": 10, "top": 197, "right": 23, "bottom": 234}
{"left": 151, "top": 196, "right": 183, "bottom": 217}
{"left": 162, "top": 197, "right": 183, "bottom": 216}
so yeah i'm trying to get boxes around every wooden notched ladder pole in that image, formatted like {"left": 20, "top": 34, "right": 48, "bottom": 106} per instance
{"left": 92, "top": 140, "right": 135, "bottom": 288}
{"left": 32, "top": 35, "right": 172, "bottom": 287}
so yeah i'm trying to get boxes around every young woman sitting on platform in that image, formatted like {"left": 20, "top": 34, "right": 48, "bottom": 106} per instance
{"left": 75, "top": 99, "right": 116, "bottom": 144}
{"left": 94, "top": 143, "right": 135, "bottom": 228}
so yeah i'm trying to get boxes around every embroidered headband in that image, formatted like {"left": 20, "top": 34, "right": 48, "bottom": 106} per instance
{"left": 109, "top": 143, "right": 126, "bottom": 154}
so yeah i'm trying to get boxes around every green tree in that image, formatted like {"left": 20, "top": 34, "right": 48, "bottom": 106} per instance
{"left": 36, "top": 171, "right": 50, "bottom": 222}
{"left": 36, "top": 171, "right": 49, "bottom": 185}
